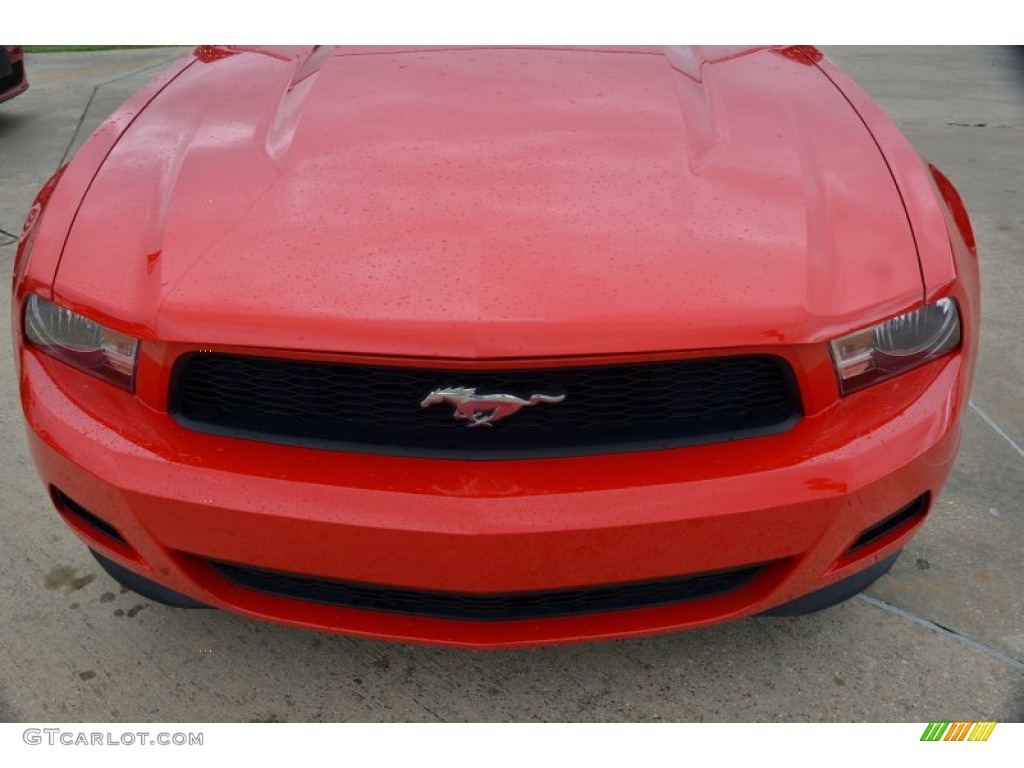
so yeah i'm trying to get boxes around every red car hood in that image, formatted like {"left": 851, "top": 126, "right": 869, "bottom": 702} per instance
{"left": 55, "top": 45, "right": 923, "bottom": 357}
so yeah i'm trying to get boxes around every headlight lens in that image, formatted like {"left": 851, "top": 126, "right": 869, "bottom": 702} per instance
{"left": 23, "top": 295, "right": 139, "bottom": 391}
{"left": 830, "top": 298, "right": 961, "bottom": 395}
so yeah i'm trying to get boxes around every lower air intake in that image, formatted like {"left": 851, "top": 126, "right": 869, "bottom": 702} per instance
{"left": 207, "top": 560, "right": 767, "bottom": 621}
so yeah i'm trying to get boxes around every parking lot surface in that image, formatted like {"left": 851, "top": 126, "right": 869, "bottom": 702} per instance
{"left": 0, "top": 46, "right": 1021, "bottom": 722}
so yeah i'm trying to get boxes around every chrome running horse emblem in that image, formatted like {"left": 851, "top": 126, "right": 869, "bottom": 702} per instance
{"left": 421, "top": 387, "right": 566, "bottom": 427}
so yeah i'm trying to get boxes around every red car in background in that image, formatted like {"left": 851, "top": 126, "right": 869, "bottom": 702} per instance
{"left": 0, "top": 46, "right": 29, "bottom": 104}
{"left": 12, "top": 46, "right": 979, "bottom": 647}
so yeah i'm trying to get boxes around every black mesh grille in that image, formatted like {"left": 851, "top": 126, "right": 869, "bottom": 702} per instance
{"left": 170, "top": 353, "right": 801, "bottom": 458}
{"left": 208, "top": 559, "right": 766, "bottom": 621}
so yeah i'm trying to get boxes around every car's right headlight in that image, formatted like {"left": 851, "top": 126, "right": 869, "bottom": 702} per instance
{"left": 829, "top": 298, "right": 961, "bottom": 395}
{"left": 23, "top": 294, "right": 139, "bottom": 391}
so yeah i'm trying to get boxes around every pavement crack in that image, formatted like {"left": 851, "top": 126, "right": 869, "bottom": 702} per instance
{"left": 98, "top": 55, "right": 185, "bottom": 87}
{"left": 970, "top": 400, "right": 1024, "bottom": 459}
{"left": 59, "top": 84, "right": 100, "bottom": 168}
{"left": 895, "top": 119, "right": 1024, "bottom": 133}
{"left": 57, "top": 53, "right": 185, "bottom": 171}
{"left": 0, "top": 228, "right": 18, "bottom": 246}
{"left": 858, "top": 594, "right": 1024, "bottom": 671}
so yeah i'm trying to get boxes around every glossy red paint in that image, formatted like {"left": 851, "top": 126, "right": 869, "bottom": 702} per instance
{"left": 0, "top": 45, "right": 29, "bottom": 104}
{"left": 13, "top": 46, "right": 979, "bottom": 647}
{"left": 52, "top": 45, "right": 922, "bottom": 356}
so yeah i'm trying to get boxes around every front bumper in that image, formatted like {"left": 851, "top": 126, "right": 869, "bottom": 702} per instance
{"left": 21, "top": 346, "right": 965, "bottom": 648}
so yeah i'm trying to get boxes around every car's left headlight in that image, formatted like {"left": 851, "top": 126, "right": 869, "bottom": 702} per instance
{"left": 23, "top": 294, "right": 139, "bottom": 391}
{"left": 830, "top": 298, "right": 961, "bottom": 395}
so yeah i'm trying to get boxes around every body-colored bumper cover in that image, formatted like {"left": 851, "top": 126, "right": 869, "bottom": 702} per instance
{"left": 22, "top": 347, "right": 964, "bottom": 648}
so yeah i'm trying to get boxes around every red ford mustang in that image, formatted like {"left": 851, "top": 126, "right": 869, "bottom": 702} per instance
{"left": 12, "top": 45, "right": 979, "bottom": 647}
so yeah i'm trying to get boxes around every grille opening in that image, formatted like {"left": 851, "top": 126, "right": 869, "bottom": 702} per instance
{"left": 170, "top": 352, "right": 802, "bottom": 459}
{"left": 51, "top": 488, "right": 129, "bottom": 546}
{"left": 846, "top": 494, "right": 930, "bottom": 554}
{"left": 207, "top": 559, "right": 769, "bottom": 621}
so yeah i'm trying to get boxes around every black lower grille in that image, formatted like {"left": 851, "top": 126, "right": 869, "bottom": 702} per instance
{"left": 208, "top": 560, "right": 766, "bottom": 621}
{"left": 170, "top": 353, "right": 801, "bottom": 458}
